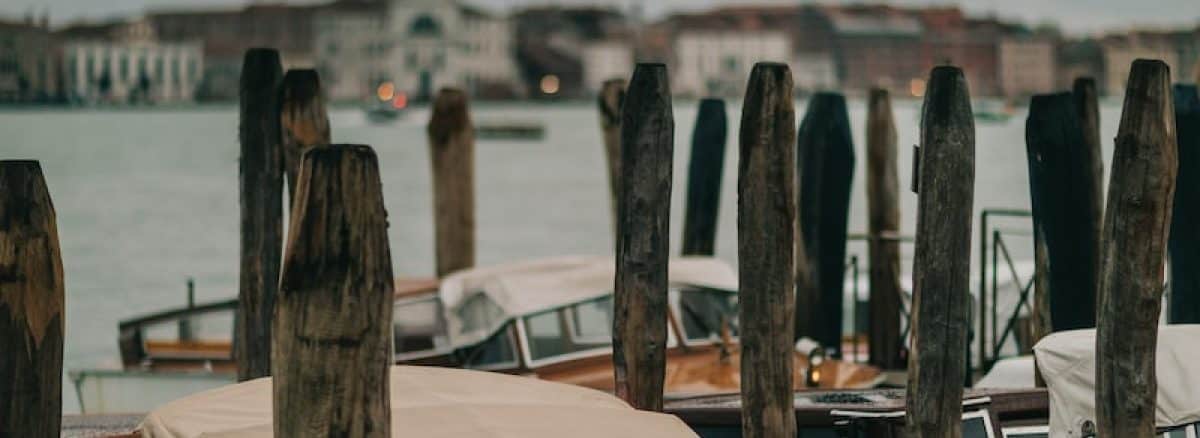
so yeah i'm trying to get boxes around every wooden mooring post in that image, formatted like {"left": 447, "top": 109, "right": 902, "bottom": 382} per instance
{"left": 280, "top": 68, "right": 331, "bottom": 206}
{"left": 428, "top": 88, "right": 475, "bottom": 277}
{"left": 906, "top": 66, "right": 975, "bottom": 438}
{"left": 796, "top": 92, "right": 855, "bottom": 355}
{"left": 598, "top": 79, "right": 626, "bottom": 241}
{"left": 0, "top": 161, "right": 64, "bottom": 438}
{"left": 738, "top": 62, "right": 797, "bottom": 438}
{"left": 1169, "top": 84, "right": 1200, "bottom": 323}
{"left": 274, "top": 144, "right": 394, "bottom": 437}
{"left": 1025, "top": 92, "right": 1101, "bottom": 332}
{"left": 681, "top": 98, "right": 727, "bottom": 256}
{"left": 865, "top": 88, "right": 904, "bottom": 370}
{"left": 236, "top": 48, "right": 283, "bottom": 381}
{"left": 1096, "top": 59, "right": 1176, "bottom": 438}
{"left": 612, "top": 64, "right": 673, "bottom": 411}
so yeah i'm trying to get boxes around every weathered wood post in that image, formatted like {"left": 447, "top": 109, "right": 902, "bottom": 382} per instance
{"left": 0, "top": 161, "right": 64, "bottom": 438}
{"left": 681, "top": 98, "right": 727, "bottom": 256}
{"left": 738, "top": 62, "right": 797, "bottom": 438}
{"left": 274, "top": 144, "right": 393, "bottom": 437}
{"left": 598, "top": 78, "right": 626, "bottom": 238}
{"left": 865, "top": 88, "right": 904, "bottom": 369}
{"left": 612, "top": 64, "right": 673, "bottom": 411}
{"left": 1025, "top": 92, "right": 1101, "bottom": 332}
{"left": 796, "top": 92, "right": 856, "bottom": 355}
{"left": 1096, "top": 59, "right": 1177, "bottom": 438}
{"left": 237, "top": 48, "right": 283, "bottom": 381}
{"left": 1073, "top": 77, "right": 1104, "bottom": 210}
{"left": 906, "top": 66, "right": 975, "bottom": 438}
{"left": 280, "top": 68, "right": 330, "bottom": 205}
{"left": 1169, "top": 84, "right": 1200, "bottom": 323}
{"left": 428, "top": 88, "right": 475, "bottom": 277}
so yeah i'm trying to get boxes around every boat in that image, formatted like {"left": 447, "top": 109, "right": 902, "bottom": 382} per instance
{"left": 364, "top": 81, "right": 408, "bottom": 124}
{"left": 74, "top": 256, "right": 881, "bottom": 413}
{"left": 475, "top": 120, "right": 545, "bottom": 140}
{"left": 138, "top": 365, "right": 701, "bottom": 437}
{"left": 974, "top": 100, "right": 1016, "bottom": 123}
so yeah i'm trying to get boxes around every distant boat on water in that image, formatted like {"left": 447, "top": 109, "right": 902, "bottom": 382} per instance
{"left": 365, "top": 82, "right": 409, "bottom": 124}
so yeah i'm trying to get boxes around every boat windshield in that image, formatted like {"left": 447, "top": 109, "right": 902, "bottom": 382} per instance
{"left": 521, "top": 288, "right": 740, "bottom": 363}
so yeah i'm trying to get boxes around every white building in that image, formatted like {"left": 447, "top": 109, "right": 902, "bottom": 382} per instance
{"left": 672, "top": 31, "right": 792, "bottom": 98}
{"left": 999, "top": 38, "right": 1056, "bottom": 97}
{"left": 793, "top": 52, "right": 838, "bottom": 93}
{"left": 1103, "top": 38, "right": 1179, "bottom": 96}
{"left": 317, "top": 0, "right": 522, "bottom": 101}
{"left": 581, "top": 41, "right": 634, "bottom": 95}
{"left": 62, "top": 21, "right": 203, "bottom": 103}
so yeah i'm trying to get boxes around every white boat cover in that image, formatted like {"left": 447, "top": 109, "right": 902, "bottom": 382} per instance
{"left": 140, "top": 365, "right": 699, "bottom": 438}
{"left": 1034, "top": 324, "right": 1200, "bottom": 437}
{"left": 974, "top": 355, "right": 1035, "bottom": 388}
{"left": 439, "top": 256, "right": 738, "bottom": 347}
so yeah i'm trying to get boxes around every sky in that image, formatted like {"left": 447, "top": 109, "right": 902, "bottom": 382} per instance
{"left": 1, "top": 0, "right": 1198, "bottom": 36}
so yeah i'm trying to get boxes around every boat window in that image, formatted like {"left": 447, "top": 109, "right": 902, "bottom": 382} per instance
{"left": 525, "top": 306, "right": 611, "bottom": 362}
{"left": 462, "top": 322, "right": 518, "bottom": 370}
{"left": 139, "top": 306, "right": 235, "bottom": 361}
{"left": 674, "top": 288, "right": 739, "bottom": 342}
{"left": 568, "top": 296, "right": 613, "bottom": 344}
{"left": 393, "top": 297, "right": 449, "bottom": 354}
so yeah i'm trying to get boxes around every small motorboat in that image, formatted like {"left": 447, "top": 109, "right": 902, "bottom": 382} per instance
{"left": 364, "top": 81, "right": 408, "bottom": 124}
{"left": 475, "top": 120, "right": 545, "bottom": 140}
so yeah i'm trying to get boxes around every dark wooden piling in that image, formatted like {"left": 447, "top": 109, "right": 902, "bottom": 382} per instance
{"left": 612, "top": 64, "right": 673, "bottom": 412}
{"left": 1025, "top": 92, "right": 1101, "bottom": 331}
{"left": 1096, "top": 59, "right": 1177, "bottom": 438}
{"left": 738, "top": 62, "right": 797, "bottom": 438}
{"left": 236, "top": 48, "right": 283, "bottom": 381}
{"left": 796, "top": 92, "right": 856, "bottom": 355}
{"left": 865, "top": 88, "right": 904, "bottom": 369}
{"left": 1072, "top": 77, "right": 1104, "bottom": 214}
{"left": 274, "top": 144, "right": 393, "bottom": 437}
{"left": 428, "top": 88, "right": 475, "bottom": 277}
{"left": 905, "top": 66, "right": 975, "bottom": 438}
{"left": 598, "top": 78, "right": 626, "bottom": 238}
{"left": 280, "top": 68, "right": 330, "bottom": 205}
{"left": 681, "top": 98, "right": 727, "bottom": 256}
{"left": 0, "top": 161, "right": 64, "bottom": 438}
{"left": 1169, "top": 84, "right": 1200, "bottom": 323}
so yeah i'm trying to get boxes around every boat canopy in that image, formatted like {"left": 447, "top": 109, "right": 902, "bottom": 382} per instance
{"left": 139, "top": 365, "right": 699, "bottom": 437}
{"left": 437, "top": 256, "right": 738, "bottom": 349}
{"left": 1035, "top": 324, "right": 1200, "bottom": 437}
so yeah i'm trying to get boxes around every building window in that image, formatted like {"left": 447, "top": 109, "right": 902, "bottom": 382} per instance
{"left": 406, "top": 51, "right": 418, "bottom": 68}
{"left": 409, "top": 15, "right": 442, "bottom": 37}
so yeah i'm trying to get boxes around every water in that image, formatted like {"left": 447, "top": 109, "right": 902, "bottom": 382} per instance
{"left": 0, "top": 98, "right": 1125, "bottom": 412}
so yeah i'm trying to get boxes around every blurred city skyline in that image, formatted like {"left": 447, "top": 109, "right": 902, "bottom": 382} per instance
{"left": 2, "top": 0, "right": 1199, "bottom": 35}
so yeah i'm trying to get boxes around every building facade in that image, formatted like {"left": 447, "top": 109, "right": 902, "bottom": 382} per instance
{"left": 60, "top": 20, "right": 203, "bottom": 103}
{"left": 0, "top": 17, "right": 60, "bottom": 103}
{"left": 672, "top": 31, "right": 791, "bottom": 97}
{"left": 1102, "top": 34, "right": 1179, "bottom": 96}
{"left": 512, "top": 7, "right": 634, "bottom": 98}
{"left": 999, "top": 38, "right": 1056, "bottom": 97}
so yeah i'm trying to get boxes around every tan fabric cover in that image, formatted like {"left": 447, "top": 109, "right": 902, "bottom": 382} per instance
{"left": 1035, "top": 325, "right": 1200, "bottom": 437}
{"left": 140, "top": 365, "right": 699, "bottom": 438}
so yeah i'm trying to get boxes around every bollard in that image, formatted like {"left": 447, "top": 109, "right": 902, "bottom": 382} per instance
{"left": 280, "top": 68, "right": 330, "bottom": 206}
{"left": 681, "top": 98, "right": 727, "bottom": 256}
{"left": 865, "top": 88, "right": 904, "bottom": 370}
{"left": 796, "top": 92, "right": 855, "bottom": 355}
{"left": 598, "top": 78, "right": 626, "bottom": 243}
{"left": 612, "top": 64, "right": 673, "bottom": 412}
{"left": 0, "top": 161, "right": 64, "bottom": 438}
{"left": 236, "top": 48, "right": 283, "bottom": 381}
{"left": 1096, "top": 60, "right": 1177, "bottom": 438}
{"left": 428, "top": 88, "right": 476, "bottom": 278}
{"left": 905, "top": 66, "right": 975, "bottom": 438}
{"left": 274, "top": 144, "right": 394, "bottom": 437}
{"left": 737, "top": 62, "right": 798, "bottom": 438}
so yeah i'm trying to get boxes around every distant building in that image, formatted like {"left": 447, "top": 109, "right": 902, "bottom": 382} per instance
{"left": 513, "top": 6, "right": 634, "bottom": 99}
{"left": 147, "top": 3, "right": 325, "bottom": 100}
{"left": 1101, "top": 33, "right": 1179, "bottom": 96}
{"left": 672, "top": 31, "right": 791, "bottom": 97}
{"left": 999, "top": 38, "right": 1056, "bottom": 97}
{"left": 58, "top": 19, "right": 203, "bottom": 103}
{"left": 806, "top": 5, "right": 925, "bottom": 96}
{"left": 1055, "top": 38, "right": 1104, "bottom": 91}
{"left": 313, "top": 1, "right": 389, "bottom": 101}
{"left": 0, "top": 15, "right": 60, "bottom": 103}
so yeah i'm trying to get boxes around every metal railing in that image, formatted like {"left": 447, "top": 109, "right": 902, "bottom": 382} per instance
{"left": 977, "top": 208, "right": 1035, "bottom": 373}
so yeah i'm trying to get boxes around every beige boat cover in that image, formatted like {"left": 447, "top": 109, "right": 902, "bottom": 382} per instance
{"left": 140, "top": 365, "right": 699, "bottom": 438}
{"left": 1035, "top": 324, "right": 1200, "bottom": 437}
{"left": 439, "top": 256, "right": 738, "bottom": 347}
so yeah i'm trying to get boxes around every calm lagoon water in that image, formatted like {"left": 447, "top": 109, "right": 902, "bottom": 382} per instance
{"left": 0, "top": 98, "right": 1124, "bottom": 412}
